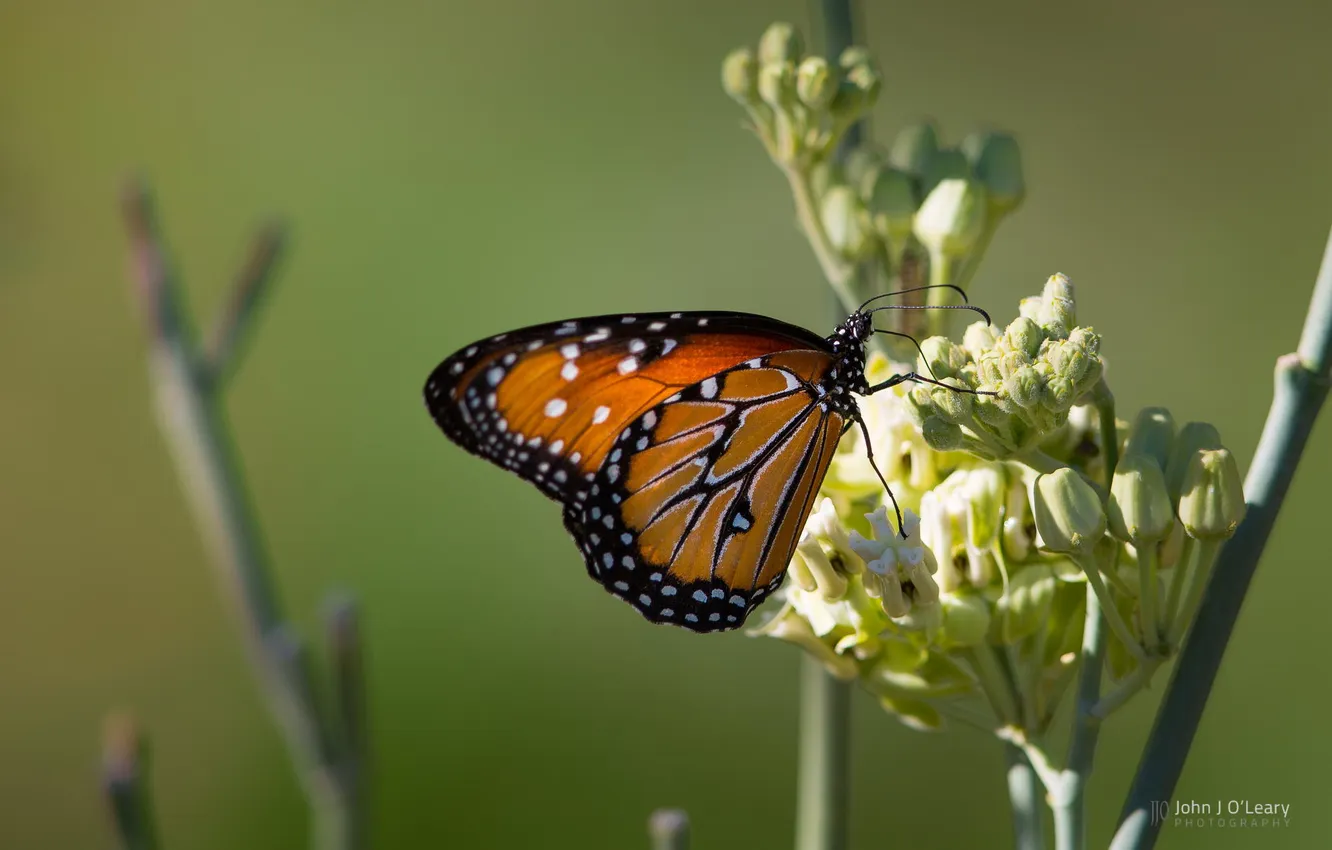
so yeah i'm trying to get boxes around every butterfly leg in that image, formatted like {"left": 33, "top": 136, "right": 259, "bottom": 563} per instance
{"left": 867, "top": 372, "right": 996, "bottom": 397}
{"left": 851, "top": 412, "right": 908, "bottom": 539}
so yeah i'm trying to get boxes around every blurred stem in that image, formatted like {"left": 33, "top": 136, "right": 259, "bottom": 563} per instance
{"left": 649, "top": 809, "right": 691, "bottom": 850}
{"left": 103, "top": 716, "right": 161, "bottom": 850}
{"left": 785, "top": 165, "right": 860, "bottom": 317}
{"left": 121, "top": 180, "right": 364, "bottom": 850}
{"left": 1112, "top": 224, "right": 1332, "bottom": 849}
{"left": 1053, "top": 584, "right": 1108, "bottom": 850}
{"left": 796, "top": 655, "right": 851, "bottom": 850}
{"left": 965, "top": 645, "right": 1020, "bottom": 726}
{"left": 1005, "top": 744, "right": 1047, "bottom": 850}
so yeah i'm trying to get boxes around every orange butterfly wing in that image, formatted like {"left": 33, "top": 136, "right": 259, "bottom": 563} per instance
{"left": 425, "top": 311, "right": 845, "bottom": 633}
{"left": 564, "top": 349, "right": 845, "bottom": 632}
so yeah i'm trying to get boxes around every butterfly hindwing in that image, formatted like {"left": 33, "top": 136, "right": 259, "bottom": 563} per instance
{"left": 563, "top": 350, "right": 846, "bottom": 632}
{"left": 424, "top": 311, "right": 832, "bottom": 505}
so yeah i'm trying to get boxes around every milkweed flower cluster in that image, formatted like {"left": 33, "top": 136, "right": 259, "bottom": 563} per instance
{"left": 754, "top": 276, "right": 1245, "bottom": 733}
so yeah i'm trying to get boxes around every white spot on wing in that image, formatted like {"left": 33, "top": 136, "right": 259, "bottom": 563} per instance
{"left": 700, "top": 377, "right": 718, "bottom": 398}
{"left": 561, "top": 344, "right": 579, "bottom": 359}
{"left": 617, "top": 356, "right": 638, "bottom": 375}
{"left": 592, "top": 406, "right": 610, "bottom": 424}
{"left": 561, "top": 361, "right": 579, "bottom": 381}
{"left": 544, "top": 398, "right": 567, "bottom": 417}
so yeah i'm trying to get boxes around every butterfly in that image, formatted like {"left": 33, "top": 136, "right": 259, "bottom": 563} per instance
{"left": 423, "top": 287, "right": 989, "bottom": 633}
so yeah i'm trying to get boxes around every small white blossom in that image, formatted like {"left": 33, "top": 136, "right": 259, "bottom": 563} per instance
{"left": 848, "top": 506, "right": 939, "bottom": 617}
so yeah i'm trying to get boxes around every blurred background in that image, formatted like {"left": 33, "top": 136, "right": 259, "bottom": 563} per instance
{"left": 3, "top": 0, "right": 1330, "bottom": 847}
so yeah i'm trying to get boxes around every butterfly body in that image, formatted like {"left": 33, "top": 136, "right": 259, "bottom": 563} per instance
{"left": 424, "top": 309, "right": 878, "bottom": 633}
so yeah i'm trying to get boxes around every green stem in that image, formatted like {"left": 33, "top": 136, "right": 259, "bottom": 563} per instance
{"left": 1090, "top": 657, "right": 1163, "bottom": 719}
{"left": 785, "top": 165, "right": 860, "bottom": 317}
{"left": 121, "top": 182, "right": 362, "bottom": 850}
{"left": 1164, "top": 538, "right": 1221, "bottom": 647}
{"left": 1054, "top": 584, "right": 1108, "bottom": 850}
{"left": 1005, "top": 743, "right": 1048, "bottom": 850}
{"left": 1016, "top": 448, "right": 1070, "bottom": 475}
{"left": 965, "top": 645, "right": 1022, "bottom": 726}
{"left": 1093, "top": 380, "right": 1119, "bottom": 490}
{"left": 1135, "top": 543, "right": 1161, "bottom": 653}
{"left": 1112, "top": 224, "right": 1332, "bottom": 849}
{"left": 1160, "top": 535, "right": 1194, "bottom": 635}
{"left": 795, "top": 656, "right": 851, "bottom": 850}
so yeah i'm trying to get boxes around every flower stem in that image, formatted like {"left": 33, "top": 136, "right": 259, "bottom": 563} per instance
{"left": 1053, "top": 583, "right": 1108, "bottom": 850}
{"left": 1136, "top": 544, "right": 1161, "bottom": 653}
{"left": 1005, "top": 743, "right": 1047, "bottom": 850}
{"left": 1112, "top": 224, "right": 1332, "bottom": 849}
{"left": 796, "top": 655, "right": 851, "bottom": 850}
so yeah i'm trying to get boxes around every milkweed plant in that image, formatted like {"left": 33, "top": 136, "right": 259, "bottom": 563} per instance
{"left": 723, "top": 20, "right": 1245, "bottom": 850}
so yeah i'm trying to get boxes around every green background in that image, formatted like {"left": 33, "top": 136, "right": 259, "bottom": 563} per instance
{"left": 3, "top": 0, "right": 1329, "bottom": 847}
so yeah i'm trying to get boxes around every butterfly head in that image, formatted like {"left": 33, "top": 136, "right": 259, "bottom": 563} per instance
{"left": 821, "top": 311, "right": 876, "bottom": 401}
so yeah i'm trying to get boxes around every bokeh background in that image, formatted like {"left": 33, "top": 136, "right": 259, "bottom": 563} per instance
{"left": 4, "top": 0, "right": 1330, "bottom": 847}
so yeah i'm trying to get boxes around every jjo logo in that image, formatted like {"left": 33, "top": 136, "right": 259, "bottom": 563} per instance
{"left": 1150, "top": 800, "right": 1171, "bottom": 826}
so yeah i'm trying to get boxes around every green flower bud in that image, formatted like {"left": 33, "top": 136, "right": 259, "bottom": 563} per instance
{"left": 1031, "top": 468, "right": 1106, "bottom": 555}
{"left": 920, "top": 147, "right": 971, "bottom": 199}
{"left": 1178, "top": 448, "right": 1246, "bottom": 539}
{"left": 721, "top": 48, "right": 760, "bottom": 105}
{"left": 939, "top": 592, "right": 992, "bottom": 648}
{"left": 919, "top": 336, "right": 964, "bottom": 378}
{"left": 1107, "top": 453, "right": 1175, "bottom": 544}
{"left": 1005, "top": 315, "right": 1045, "bottom": 359}
{"left": 932, "top": 382, "right": 973, "bottom": 424}
{"left": 1123, "top": 407, "right": 1176, "bottom": 471}
{"left": 914, "top": 178, "right": 987, "bottom": 260}
{"left": 832, "top": 47, "right": 882, "bottom": 117}
{"left": 863, "top": 166, "right": 917, "bottom": 246}
{"left": 1165, "top": 422, "right": 1222, "bottom": 502}
{"left": 796, "top": 56, "right": 835, "bottom": 109}
{"left": 757, "top": 61, "right": 797, "bottom": 109}
{"left": 963, "top": 321, "right": 999, "bottom": 360}
{"left": 994, "top": 563, "right": 1056, "bottom": 644}
{"left": 1036, "top": 273, "right": 1077, "bottom": 338}
{"left": 888, "top": 122, "right": 939, "bottom": 177}
{"left": 921, "top": 415, "right": 964, "bottom": 451}
{"left": 757, "top": 21, "right": 803, "bottom": 64}
{"left": 961, "top": 130, "right": 1025, "bottom": 215}
{"left": 820, "top": 185, "right": 874, "bottom": 260}
{"left": 1003, "top": 364, "right": 1044, "bottom": 410}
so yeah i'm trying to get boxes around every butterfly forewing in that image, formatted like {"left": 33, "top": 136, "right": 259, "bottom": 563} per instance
{"left": 563, "top": 350, "right": 846, "bottom": 632}
{"left": 424, "top": 311, "right": 830, "bottom": 504}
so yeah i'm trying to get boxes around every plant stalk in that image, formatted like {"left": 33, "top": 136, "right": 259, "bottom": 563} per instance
{"left": 1111, "top": 224, "right": 1332, "bottom": 849}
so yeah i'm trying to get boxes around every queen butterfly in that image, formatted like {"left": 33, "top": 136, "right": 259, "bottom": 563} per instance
{"left": 423, "top": 288, "right": 989, "bottom": 633}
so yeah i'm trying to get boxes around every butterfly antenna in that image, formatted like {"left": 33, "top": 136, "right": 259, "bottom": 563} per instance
{"left": 868, "top": 303, "right": 992, "bottom": 326}
{"left": 857, "top": 283, "right": 971, "bottom": 313}
{"left": 854, "top": 417, "right": 908, "bottom": 538}
{"left": 872, "top": 328, "right": 943, "bottom": 383}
